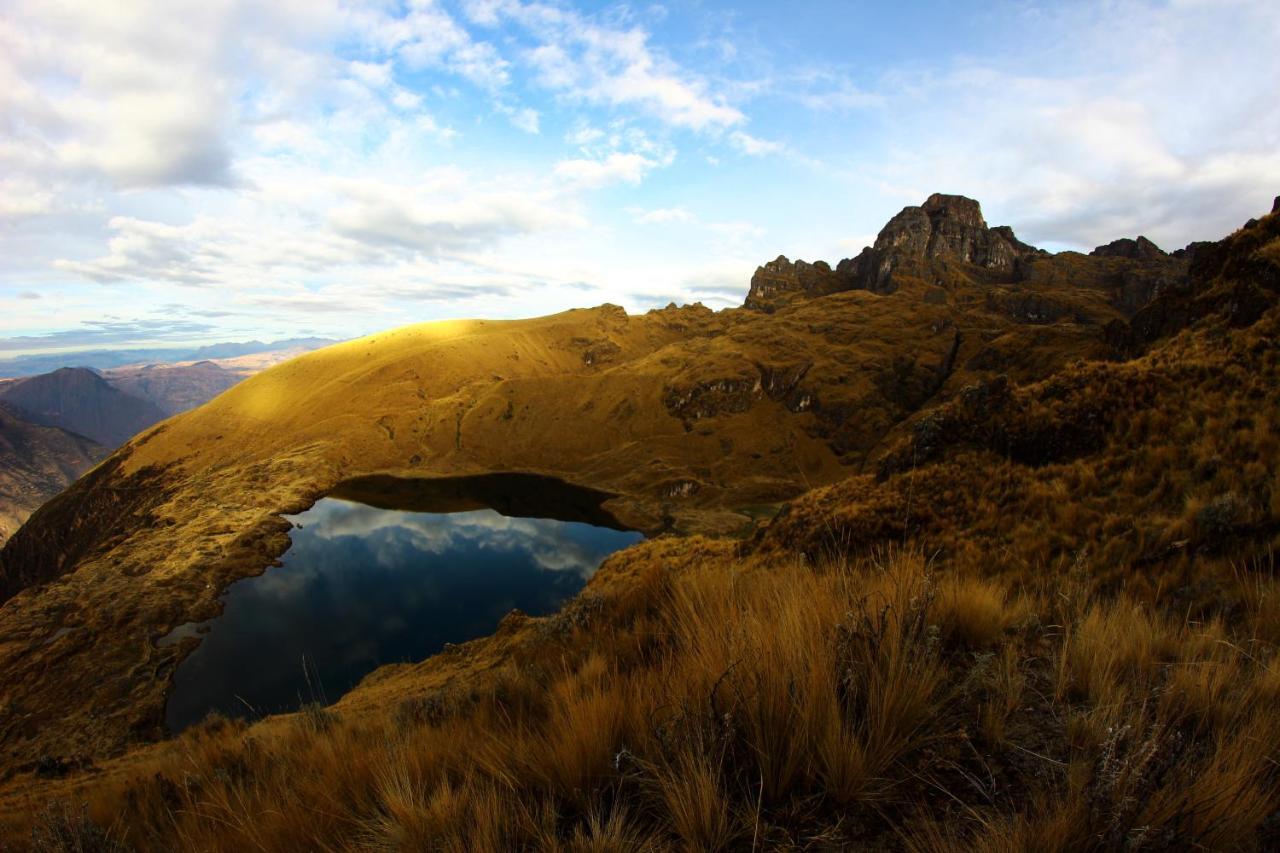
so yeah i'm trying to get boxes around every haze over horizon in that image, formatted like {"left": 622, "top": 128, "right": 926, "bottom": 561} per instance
{"left": 3, "top": 0, "right": 1278, "bottom": 357}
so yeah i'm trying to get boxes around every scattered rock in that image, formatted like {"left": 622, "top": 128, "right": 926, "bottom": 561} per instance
{"left": 664, "top": 376, "right": 761, "bottom": 425}
{"left": 662, "top": 480, "right": 701, "bottom": 499}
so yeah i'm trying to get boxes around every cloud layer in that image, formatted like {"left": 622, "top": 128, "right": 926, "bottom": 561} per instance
{"left": 2, "top": 0, "right": 1278, "bottom": 354}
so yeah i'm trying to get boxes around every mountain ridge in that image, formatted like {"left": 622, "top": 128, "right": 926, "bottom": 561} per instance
{"left": 0, "top": 192, "right": 1272, "bottom": 792}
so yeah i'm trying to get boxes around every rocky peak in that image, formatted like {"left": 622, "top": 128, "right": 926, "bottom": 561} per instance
{"left": 743, "top": 255, "right": 842, "bottom": 312}
{"left": 868, "top": 193, "right": 1034, "bottom": 273}
{"left": 743, "top": 193, "right": 1048, "bottom": 310}
{"left": 1090, "top": 236, "right": 1167, "bottom": 261}
{"left": 922, "top": 192, "right": 987, "bottom": 230}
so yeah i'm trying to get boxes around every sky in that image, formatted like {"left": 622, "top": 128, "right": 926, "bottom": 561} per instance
{"left": 2, "top": 0, "right": 1278, "bottom": 357}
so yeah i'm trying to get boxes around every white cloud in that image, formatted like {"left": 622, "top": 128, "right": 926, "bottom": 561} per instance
{"left": 348, "top": 60, "right": 393, "bottom": 90}
{"left": 796, "top": 77, "right": 885, "bottom": 112}
{"left": 553, "top": 152, "right": 659, "bottom": 189}
{"left": 849, "top": 0, "right": 1280, "bottom": 249}
{"left": 53, "top": 213, "right": 377, "bottom": 286}
{"left": 328, "top": 174, "right": 580, "bottom": 254}
{"left": 412, "top": 113, "right": 459, "bottom": 143}
{"left": 391, "top": 1, "right": 511, "bottom": 90}
{"left": 488, "top": 1, "right": 744, "bottom": 130}
{"left": 0, "top": 0, "right": 371, "bottom": 193}
{"left": 564, "top": 123, "right": 605, "bottom": 146}
{"left": 503, "top": 105, "right": 541, "bottom": 134}
{"left": 392, "top": 89, "right": 423, "bottom": 110}
{"left": 635, "top": 207, "right": 694, "bottom": 224}
{"left": 729, "top": 131, "right": 785, "bottom": 157}
{"left": 0, "top": 5, "right": 238, "bottom": 188}
{"left": 0, "top": 177, "right": 55, "bottom": 220}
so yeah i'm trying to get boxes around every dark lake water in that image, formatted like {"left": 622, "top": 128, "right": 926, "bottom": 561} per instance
{"left": 163, "top": 491, "right": 642, "bottom": 731}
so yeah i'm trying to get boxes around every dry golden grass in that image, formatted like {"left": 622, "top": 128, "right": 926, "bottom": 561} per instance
{"left": 10, "top": 542, "right": 1279, "bottom": 851}
{"left": 6, "top": 208, "right": 1279, "bottom": 850}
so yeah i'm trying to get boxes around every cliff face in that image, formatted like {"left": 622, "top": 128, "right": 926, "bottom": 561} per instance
{"left": 742, "top": 256, "right": 846, "bottom": 310}
{"left": 854, "top": 192, "right": 1041, "bottom": 276}
{"left": 745, "top": 193, "right": 1047, "bottom": 311}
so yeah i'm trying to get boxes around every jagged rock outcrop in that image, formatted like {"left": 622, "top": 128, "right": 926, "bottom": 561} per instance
{"left": 745, "top": 193, "right": 1043, "bottom": 310}
{"left": 1090, "top": 235, "right": 1168, "bottom": 261}
{"left": 743, "top": 257, "right": 847, "bottom": 312}
{"left": 1108, "top": 207, "right": 1280, "bottom": 354}
{"left": 835, "top": 193, "right": 1044, "bottom": 294}
{"left": 867, "top": 193, "right": 1036, "bottom": 270}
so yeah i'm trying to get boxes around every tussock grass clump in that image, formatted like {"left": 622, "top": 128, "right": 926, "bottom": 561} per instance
{"left": 10, "top": 543, "right": 1280, "bottom": 851}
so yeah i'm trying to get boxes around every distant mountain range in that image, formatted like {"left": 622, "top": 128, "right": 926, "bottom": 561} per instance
{"left": 102, "top": 360, "right": 247, "bottom": 417}
{"left": 0, "top": 337, "right": 338, "bottom": 544}
{"left": 0, "top": 337, "right": 339, "bottom": 377}
{"left": 0, "top": 367, "right": 167, "bottom": 447}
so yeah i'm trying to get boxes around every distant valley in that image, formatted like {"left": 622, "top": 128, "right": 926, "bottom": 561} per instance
{"left": 0, "top": 339, "right": 336, "bottom": 544}
{"left": 0, "top": 337, "right": 338, "bottom": 378}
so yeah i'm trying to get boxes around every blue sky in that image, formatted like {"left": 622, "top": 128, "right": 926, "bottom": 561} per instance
{"left": 2, "top": 0, "right": 1278, "bottom": 357}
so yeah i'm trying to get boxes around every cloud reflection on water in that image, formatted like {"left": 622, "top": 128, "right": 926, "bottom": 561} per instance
{"left": 164, "top": 499, "right": 641, "bottom": 731}
{"left": 293, "top": 499, "right": 621, "bottom": 578}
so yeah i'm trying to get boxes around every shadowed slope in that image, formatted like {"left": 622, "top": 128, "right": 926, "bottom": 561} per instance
{"left": 0, "top": 368, "right": 167, "bottom": 448}
{"left": 0, "top": 404, "right": 106, "bottom": 545}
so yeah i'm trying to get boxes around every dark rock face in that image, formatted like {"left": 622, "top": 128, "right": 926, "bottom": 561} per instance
{"left": 664, "top": 376, "right": 762, "bottom": 428}
{"left": 1108, "top": 210, "right": 1280, "bottom": 353}
{"left": 743, "top": 257, "right": 846, "bottom": 312}
{"left": 835, "top": 193, "right": 1043, "bottom": 293}
{"left": 1091, "top": 236, "right": 1167, "bottom": 261}
{"left": 877, "top": 193, "right": 1029, "bottom": 270}
{"left": 846, "top": 195, "right": 1036, "bottom": 294}
{"left": 745, "top": 194, "right": 1045, "bottom": 311}
{"left": 984, "top": 291, "right": 1082, "bottom": 324}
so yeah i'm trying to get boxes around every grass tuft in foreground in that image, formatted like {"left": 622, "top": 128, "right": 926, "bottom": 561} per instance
{"left": 16, "top": 545, "right": 1280, "bottom": 851}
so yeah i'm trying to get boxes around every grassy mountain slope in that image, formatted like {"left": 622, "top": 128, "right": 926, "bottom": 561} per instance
{"left": 0, "top": 197, "right": 1277, "bottom": 849}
